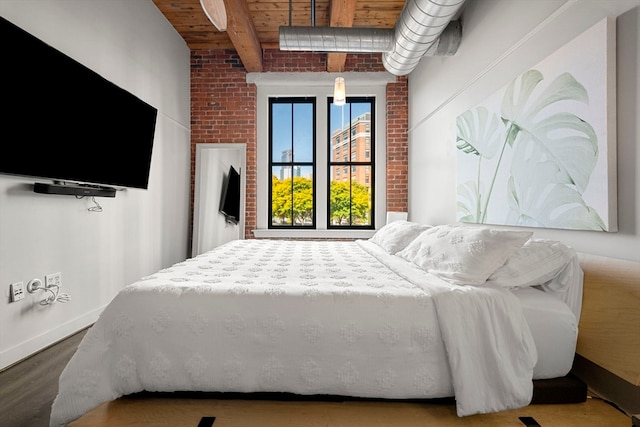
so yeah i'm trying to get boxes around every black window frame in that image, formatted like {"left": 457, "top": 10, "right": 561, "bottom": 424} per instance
{"left": 268, "top": 97, "right": 316, "bottom": 229}
{"left": 327, "top": 96, "right": 375, "bottom": 230}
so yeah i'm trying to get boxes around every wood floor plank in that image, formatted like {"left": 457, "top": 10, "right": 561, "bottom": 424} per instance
{"left": 70, "top": 396, "right": 631, "bottom": 427}
{"left": 0, "top": 329, "right": 88, "bottom": 427}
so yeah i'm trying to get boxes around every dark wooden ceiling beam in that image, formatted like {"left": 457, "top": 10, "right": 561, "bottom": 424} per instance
{"left": 327, "top": 0, "right": 358, "bottom": 72}
{"left": 223, "top": 0, "right": 263, "bottom": 72}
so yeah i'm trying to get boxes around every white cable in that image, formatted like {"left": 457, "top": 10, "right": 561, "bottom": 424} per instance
{"left": 75, "top": 195, "right": 104, "bottom": 212}
{"left": 39, "top": 285, "right": 71, "bottom": 306}
{"left": 88, "top": 196, "right": 103, "bottom": 212}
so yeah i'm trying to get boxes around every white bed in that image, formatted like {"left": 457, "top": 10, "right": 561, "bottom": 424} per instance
{"left": 50, "top": 223, "right": 582, "bottom": 426}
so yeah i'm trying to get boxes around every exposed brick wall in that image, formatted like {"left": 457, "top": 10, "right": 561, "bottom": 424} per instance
{"left": 386, "top": 76, "right": 409, "bottom": 212}
{"left": 191, "top": 50, "right": 257, "bottom": 241}
{"left": 190, "top": 50, "right": 408, "bottom": 240}
{"left": 262, "top": 50, "right": 328, "bottom": 72}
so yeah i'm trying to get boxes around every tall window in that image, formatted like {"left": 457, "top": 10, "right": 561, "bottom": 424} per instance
{"left": 255, "top": 74, "right": 389, "bottom": 237}
{"left": 328, "top": 98, "right": 375, "bottom": 228}
{"left": 269, "top": 98, "right": 315, "bottom": 228}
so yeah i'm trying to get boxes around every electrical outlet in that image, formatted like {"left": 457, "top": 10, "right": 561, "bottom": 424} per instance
{"left": 45, "top": 272, "right": 62, "bottom": 288}
{"left": 27, "top": 278, "right": 43, "bottom": 293}
{"left": 10, "top": 282, "right": 25, "bottom": 302}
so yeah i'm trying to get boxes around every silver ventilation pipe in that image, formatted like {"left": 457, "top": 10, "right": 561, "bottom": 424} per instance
{"left": 421, "top": 20, "right": 462, "bottom": 57}
{"left": 279, "top": 26, "right": 395, "bottom": 53}
{"left": 382, "top": 0, "right": 466, "bottom": 76}
{"left": 278, "top": 0, "right": 465, "bottom": 76}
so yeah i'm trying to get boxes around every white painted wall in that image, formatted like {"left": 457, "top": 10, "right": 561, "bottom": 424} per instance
{"left": 0, "top": 0, "right": 191, "bottom": 369}
{"left": 408, "top": 0, "right": 640, "bottom": 262}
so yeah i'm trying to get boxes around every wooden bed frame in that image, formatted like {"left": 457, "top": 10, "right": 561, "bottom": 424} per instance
{"left": 576, "top": 252, "right": 640, "bottom": 388}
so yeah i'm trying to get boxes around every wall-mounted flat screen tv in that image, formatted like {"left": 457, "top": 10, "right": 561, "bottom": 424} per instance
{"left": 0, "top": 17, "right": 158, "bottom": 192}
{"left": 219, "top": 165, "right": 241, "bottom": 224}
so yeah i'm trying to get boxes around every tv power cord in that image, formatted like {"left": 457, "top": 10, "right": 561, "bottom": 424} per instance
{"left": 26, "top": 279, "right": 71, "bottom": 306}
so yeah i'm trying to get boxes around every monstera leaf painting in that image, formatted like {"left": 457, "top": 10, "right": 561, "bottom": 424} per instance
{"left": 456, "top": 17, "right": 616, "bottom": 231}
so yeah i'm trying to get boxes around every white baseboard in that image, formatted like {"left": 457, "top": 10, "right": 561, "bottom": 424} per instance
{"left": 0, "top": 305, "right": 105, "bottom": 371}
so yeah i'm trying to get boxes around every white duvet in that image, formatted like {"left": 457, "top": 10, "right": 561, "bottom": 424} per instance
{"left": 50, "top": 239, "right": 537, "bottom": 426}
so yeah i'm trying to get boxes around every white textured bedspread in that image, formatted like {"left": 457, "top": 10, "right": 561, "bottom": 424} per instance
{"left": 50, "top": 239, "right": 536, "bottom": 426}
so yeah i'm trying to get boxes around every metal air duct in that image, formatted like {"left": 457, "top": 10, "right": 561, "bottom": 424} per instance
{"left": 279, "top": 26, "right": 394, "bottom": 53}
{"left": 278, "top": 0, "right": 466, "bottom": 76}
{"left": 382, "top": 0, "right": 466, "bottom": 76}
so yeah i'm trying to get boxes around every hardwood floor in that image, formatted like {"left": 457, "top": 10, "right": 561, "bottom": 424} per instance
{"left": 0, "top": 328, "right": 88, "bottom": 427}
{"left": 70, "top": 395, "right": 634, "bottom": 427}
{"left": 1, "top": 329, "right": 633, "bottom": 427}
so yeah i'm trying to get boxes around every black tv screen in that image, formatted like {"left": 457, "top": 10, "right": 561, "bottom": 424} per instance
{"left": 219, "top": 165, "right": 241, "bottom": 224}
{"left": 0, "top": 17, "right": 157, "bottom": 190}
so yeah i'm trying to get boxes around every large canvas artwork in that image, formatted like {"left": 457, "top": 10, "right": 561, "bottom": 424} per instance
{"left": 456, "top": 17, "right": 617, "bottom": 231}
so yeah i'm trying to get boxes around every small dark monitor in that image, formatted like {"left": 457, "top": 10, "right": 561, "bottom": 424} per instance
{"left": 219, "top": 165, "right": 241, "bottom": 224}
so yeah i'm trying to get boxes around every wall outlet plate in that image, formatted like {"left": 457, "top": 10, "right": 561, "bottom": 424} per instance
{"left": 45, "top": 272, "right": 62, "bottom": 288}
{"left": 10, "top": 282, "right": 25, "bottom": 302}
{"left": 27, "top": 278, "right": 43, "bottom": 293}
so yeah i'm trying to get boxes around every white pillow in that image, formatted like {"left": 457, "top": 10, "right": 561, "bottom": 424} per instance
{"left": 369, "top": 220, "right": 431, "bottom": 254}
{"left": 396, "top": 224, "right": 532, "bottom": 285}
{"left": 485, "top": 239, "right": 576, "bottom": 289}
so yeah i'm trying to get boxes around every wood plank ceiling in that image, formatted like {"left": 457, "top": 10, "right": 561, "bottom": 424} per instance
{"left": 151, "top": 0, "right": 406, "bottom": 72}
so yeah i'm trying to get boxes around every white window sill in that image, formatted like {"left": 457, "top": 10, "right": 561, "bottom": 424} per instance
{"left": 252, "top": 229, "right": 376, "bottom": 240}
